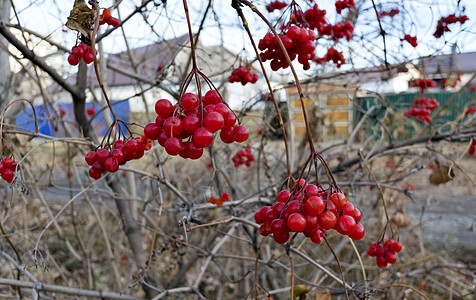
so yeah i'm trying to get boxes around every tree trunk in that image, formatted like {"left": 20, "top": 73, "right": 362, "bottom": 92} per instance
{"left": 0, "top": 0, "right": 11, "bottom": 107}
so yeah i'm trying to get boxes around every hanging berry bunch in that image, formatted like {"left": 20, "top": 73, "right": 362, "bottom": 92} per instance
{"left": 433, "top": 14, "right": 469, "bottom": 38}
{"left": 99, "top": 9, "right": 120, "bottom": 27}
{"left": 266, "top": 1, "right": 287, "bottom": 13}
{"left": 335, "top": 0, "right": 354, "bottom": 15}
{"left": 143, "top": 89, "right": 249, "bottom": 159}
{"left": 367, "top": 239, "right": 403, "bottom": 268}
{"left": 378, "top": 8, "right": 400, "bottom": 18}
{"left": 411, "top": 78, "right": 437, "bottom": 92}
{"left": 232, "top": 148, "right": 255, "bottom": 167}
{"left": 68, "top": 43, "right": 95, "bottom": 65}
{"left": 228, "top": 66, "right": 259, "bottom": 85}
{"left": 468, "top": 140, "right": 476, "bottom": 156}
{"left": 209, "top": 192, "right": 230, "bottom": 207}
{"left": 0, "top": 157, "right": 18, "bottom": 184}
{"left": 465, "top": 106, "right": 476, "bottom": 117}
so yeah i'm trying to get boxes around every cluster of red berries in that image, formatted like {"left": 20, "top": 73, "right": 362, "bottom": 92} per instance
{"left": 228, "top": 66, "right": 259, "bottom": 85}
{"left": 209, "top": 192, "right": 230, "bottom": 207}
{"left": 254, "top": 180, "right": 365, "bottom": 245}
{"left": 433, "top": 14, "right": 469, "bottom": 38}
{"left": 401, "top": 35, "right": 418, "bottom": 47}
{"left": 411, "top": 78, "right": 437, "bottom": 92}
{"left": 85, "top": 137, "right": 151, "bottom": 179}
{"left": 301, "top": 4, "right": 327, "bottom": 34}
{"left": 315, "top": 47, "right": 346, "bottom": 68}
{"left": 99, "top": 9, "right": 120, "bottom": 27}
{"left": 441, "top": 74, "right": 461, "bottom": 89}
{"left": 404, "top": 108, "right": 432, "bottom": 124}
{"left": 412, "top": 97, "right": 440, "bottom": 111}
{"left": 471, "top": 84, "right": 476, "bottom": 92}
{"left": 143, "top": 91, "right": 249, "bottom": 159}
{"left": 367, "top": 239, "right": 402, "bottom": 268}
{"left": 265, "top": 1, "right": 287, "bottom": 13}
{"left": 67, "top": 43, "right": 95, "bottom": 66}
{"left": 335, "top": 0, "right": 354, "bottom": 14}
{"left": 465, "top": 106, "right": 476, "bottom": 116}
{"left": 379, "top": 8, "right": 400, "bottom": 18}
{"left": 0, "top": 157, "right": 18, "bottom": 184}
{"left": 259, "top": 25, "right": 316, "bottom": 71}
{"left": 232, "top": 148, "right": 254, "bottom": 168}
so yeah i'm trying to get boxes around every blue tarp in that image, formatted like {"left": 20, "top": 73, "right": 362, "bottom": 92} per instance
{"left": 15, "top": 100, "right": 130, "bottom": 138}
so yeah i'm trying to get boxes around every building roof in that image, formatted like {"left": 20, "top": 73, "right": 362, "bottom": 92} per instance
{"left": 418, "top": 51, "right": 476, "bottom": 75}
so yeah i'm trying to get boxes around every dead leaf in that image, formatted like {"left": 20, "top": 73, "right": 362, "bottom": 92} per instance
{"left": 391, "top": 210, "right": 412, "bottom": 228}
{"left": 429, "top": 164, "right": 455, "bottom": 185}
{"left": 65, "top": 0, "right": 95, "bottom": 45}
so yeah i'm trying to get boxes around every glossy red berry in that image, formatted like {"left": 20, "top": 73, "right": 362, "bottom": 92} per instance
{"left": 144, "top": 123, "right": 161, "bottom": 140}
{"left": 348, "top": 223, "right": 365, "bottom": 240}
{"left": 85, "top": 151, "right": 97, "bottom": 165}
{"left": 104, "top": 157, "right": 119, "bottom": 172}
{"left": 181, "top": 93, "right": 199, "bottom": 111}
{"left": 83, "top": 52, "right": 94, "bottom": 64}
{"left": 204, "top": 112, "right": 224, "bottom": 132}
{"left": 303, "top": 196, "right": 325, "bottom": 216}
{"left": 193, "top": 127, "right": 214, "bottom": 148}
{"left": 183, "top": 114, "right": 201, "bottom": 133}
{"left": 163, "top": 116, "right": 183, "bottom": 137}
{"left": 96, "top": 149, "right": 110, "bottom": 164}
{"left": 164, "top": 137, "right": 182, "bottom": 156}
{"left": 336, "top": 215, "right": 356, "bottom": 235}
{"left": 318, "top": 211, "right": 337, "bottom": 230}
{"left": 232, "top": 125, "right": 249, "bottom": 143}
{"left": 287, "top": 213, "right": 306, "bottom": 232}
{"left": 88, "top": 168, "right": 102, "bottom": 180}
{"left": 155, "top": 99, "right": 174, "bottom": 118}
{"left": 68, "top": 54, "right": 79, "bottom": 66}
{"left": 203, "top": 90, "right": 222, "bottom": 105}
{"left": 390, "top": 240, "right": 402, "bottom": 253}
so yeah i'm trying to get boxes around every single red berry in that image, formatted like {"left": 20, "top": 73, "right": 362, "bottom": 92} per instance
{"left": 329, "top": 192, "right": 347, "bottom": 207}
{"left": 336, "top": 215, "right": 357, "bottom": 235}
{"left": 96, "top": 149, "right": 110, "bottom": 164}
{"left": 318, "top": 211, "right": 337, "bottom": 230}
{"left": 390, "top": 240, "right": 402, "bottom": 253}
{"left": 203, "top": 90, "right": 222, "bottom": 105}
{"left": 155, "top": 99, "right": 174, "bottom": 118}
{"left": 193, "top": 127, "right": 214, "bottom": 148}
{"left": 88, "top": 168, "right": 102, "bottom": 180}
{"left": 83, "top": 52, "right": 94, "bottom": 64}
{"left": 385, "top": 250, "right": 397, "bottom": 264}
{"left": 185, "top": 142, "right": 204, "bottom": 160}
{"left": 85, "top": 151, "right": 97, "bottom": 166}
{"left": 181, "top": 93, "right": 199, "bottom": 111}
{"left": 68, "top": 54, "right": 79, "bottom": 66}
{"left": 232, "top": 125, "right": 249, "bottom": 143}
{"left": 1, "top": 168, "right": 14, "bottom": 183}
{"left": 310, "top": 229, "right": 324, "bottom": 244}
{"left": 125, "top": 139, "right": 140, "bottom": 153}
{"left": 287, "top": 213, "right": 307, "bottom": 232}
{"left": 348, "top": 223, "right": 365, "bottom": 240}
{"left": 303, "top": 196, "right": 325, "bottom": 216}
{"left": 107, "top": 17, "right": 120, "bottom": 27}
{"left": 144, "top": 123, "right": 161, "bottom": 140}
{"left": 72, "top": 46, "right": 85, "bottom": 59}
{"left": 204, "top": 112, "right": 224, "bottom": 132}
{"left": 376, "top": 255, "right": 388, "bottom": 268}
{"left": 102, "top": 9, "right": 111, "bottom": 20}
{"left": 353, "top": 208, "right": 362, "bottom": 223}
{"left": 164, "top": 137, "right": 182, "bottom": 156}
{"left": 276, "top": 190, "right": 291, "bottom": 203}
{"left": 104, "top": 157, "right": 119, "bottom": 172}
{"left": 163, "top": 116, "right": 183, "bottom": 137}
{"left": 304, "top": 215, "right": 319, "bottom": 233}
{"left": 220, "top": 127, "right": 235, "bottom": 144}
{"left": 112, "top": 148, "right": 125, "bottom": 164}
{"left": 254, "top": 206, "right": 271, "bottom": 224}
{"left": 273, "top": 231, "right": 290, "bottom": 244}
{"left": 367, "top": 245, "right": 378, "bottom": 257}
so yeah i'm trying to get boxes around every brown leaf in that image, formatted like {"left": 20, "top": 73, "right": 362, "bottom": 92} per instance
{"left": 429, "top": 164, "right": 455, "bottom": 185}
{"left": 65, "top": 0, "right": 95, "bottom": 45}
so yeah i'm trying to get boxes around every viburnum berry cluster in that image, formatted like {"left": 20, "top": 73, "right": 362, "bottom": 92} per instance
{"left": 209, "top": 192, "right": 230, "bottom": 207}
{"left": 433, "top": 14, "right": 469, "bottom": 38}
{"left": 379, "top": 8, "right": 400, "bottom": 18}
{"left": 401, "top": 34, "right": 418, "bottom": 47}
{"left": 335, "top": 0, "right": 354, "bottom": 15}
{"left": 0, "top": 157, "right": 18, "bottom": 183}
{"left": 265, "top": 1, "right": 287, "bottom": 13}
{"left": 411, "top": 78, "right": 437, "bottom": 92}
{"left": 85, "top": 136, "right": 151, "bottom": 179}
{"left": 441, "top": 74, "right": 461, "bottom": 89}
{"left": 99, "top": 9, "right": 120, "bottom": 27}
{"left": 68, "top": 43, "right": 95, "bottom": 66}
{"left": 404, "top": 97, "right": 440, "bottom": 124}
{"left": 143, "top": 91, "right": 249, "bottom": 159}
{"left": 259, "top": 25, "right": 316, "bottom": 71}
{"left": 228, "top": 66, "right": 259, "bottom": 85}
{"left": 318, "top": 47, "right": 346, "bottom": 68}
{"left": 254, "top": 179, "right": 365, "bottom": 245}
{"left": 367, "top": 239, "right": 402, "bottom": 268}
{"left": 232, "top": 148, "right": 254, "bottom": 168}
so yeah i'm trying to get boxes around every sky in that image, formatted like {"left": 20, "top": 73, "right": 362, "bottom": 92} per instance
{"left": 8, "top": 0, "right": 476, "bottom": 76}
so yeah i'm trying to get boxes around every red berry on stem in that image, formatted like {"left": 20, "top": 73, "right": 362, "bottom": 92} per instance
{"left": 104, "top": 157, "right": 119, "bottom": 172}
{"left": 232, "top": 125, "right": 249, "bottom": 143}
{"left": 155, "top": 99, "right": 174, "bottom": 118}
{"left": 181, "top": 93, "right": 199, "bottom": 111}
{"left": 203, "top": 90, "right": 222, "bottom": 105}
{"left": 318, "top": 211, "right": 337, "bottom": 230}
{"left": 68, "top": 54, "right": 79, "bottom": 66}
{"left": 96, "top": 149, "right": 110, "bottom": 164}
{"left": 348, "top": 223, "right": 365, "bottom": 240}
{"left": 204, "top": 112, "right": 224, "bottom": 132}
{"left": 163, "top": 116, "right": 183, "bottom": 137}
{"left": 287, "top": 213, "right": 307, "bottom": 232}
{"left": 336, "top": 215, "right": 356, "bottom": 235}
{"left": 193, "top": 127, "right": 214, "bottom": 148}
{"left": 85, "top": 151, "right": 97, "bottom": 166}
{"left": 277, "top": 190, "right": 291, "bottom": 203}
{"left": 83, "top": 52, "right": 94, "bottom": 64}
{"left": 164, "top": 137, "right": 182, "bottom": 156}
{"left": 144, "top": 123, "right": 161, "bottom": 140}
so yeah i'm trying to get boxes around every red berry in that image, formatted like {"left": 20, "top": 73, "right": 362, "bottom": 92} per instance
{"left": 193, "top": 127, "right": 214, "bottom": 148}
{"left": 232, "top": 125, "right": 249, "bottom": 143}
{"left": 1, "top": 168, "right": 14, "bottom": 183}
{"left": 83, "top": 52, "right": 94, "bottom": 64}
{"left": 164, "top": 137, "right": 182, "bottom": 156}
{"left": 348, "top": 223, "right": 365, "bottom": 240}
{"left": 272, "top": 231, "right": 290, "bottom": 244}
{"left": 336, "top": 215, "right": 356, "bottom": 235}
{"left": 112, "top": 148, "right": 125, "bottom": 164}
{"left": 318, "top": 211, "right": 337, "bottom": 230}
{"left": 107, "top": 17, "right": 120, "bottom": 27}
{"left": 203, "top": 90, "right": 222, "bottom": 105}
{"left": 310, "top": 229, "right": 324, "bottom": 244}
{"left": 277, "top": 190, "right": 291, "bottom": 203}
{"left": 385, "top": 250, "right": 397, "bottom": 264}
{"left": 303, "top": 196, "right": 325, "bottom": 216}
{"left": 155, "top": 99, "right": 174, "bottom": 118}
{"left": 163, "top": 116, "right": 183, "bottom": 137}
{"left": 104, "top": 157, "right": 119, "bottom": 172}
{"left": 222, "top": 112, "right": 237, "bottom": 128}
{"left": 367, "top": 245, "right": 377, "bottom": 256}
{"left": 213, "top": 103, "right": 229, "bottom": 116}
{"left": 204, "top": 112, "right": 224, "bottom": 132}
{"left": 96, "top": 149, "right": 110, "bottom": 164}
{"left": 68, "top": 54, "right": 79, "bottom": 66}
{"left": 376, "top": 255, "right": 388, "bottom": 268}
{"left": 181, "top": 93, "right": 199, "bottom": 111}
{"left": 287, "top": 213, "right": 307, "bottom": 232}
{"left": 144, "top": 123, "right": 161, "bottom": 140}
{"left": 88, "top": 168, "right": 102, "bottom": 180}
{"left": 85, "top": 151, "right": 97, "bottom": 165}
{"left": 102, "top": 9, "right": 111, "bottom": 20}
{"left": 185, "top": 142, "right": 204, "bottom": 160}
{"left": 219, "top": 127, "right": 235, "bottom": 144}
{"left": 254, "top": 206, "right": 271, "bottom": 224}
{"left": 329, "top": 192, "right": 346, "bottom": 207}
{"left": 72, "top": 46, "right": 85, "bottom": 59}
{"left": 390, "top": 240, "right": 402, "bottom": 253}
